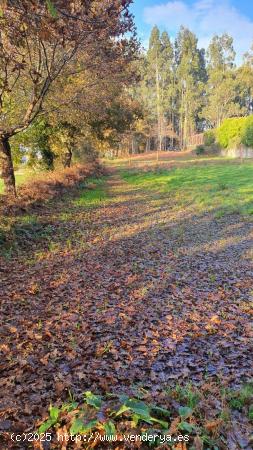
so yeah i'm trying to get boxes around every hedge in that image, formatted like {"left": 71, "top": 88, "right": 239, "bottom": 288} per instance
{"left": 217, "top": 116, "right": 253, "bottom": 149}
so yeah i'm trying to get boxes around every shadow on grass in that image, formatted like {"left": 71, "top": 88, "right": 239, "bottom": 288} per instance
{"left": 0, "top": 166, "right": 252, "bottom": 433}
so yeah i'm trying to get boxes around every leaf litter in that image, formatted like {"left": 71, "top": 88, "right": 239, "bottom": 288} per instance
{"left": 0, "top": 169, "right": 253, "bottom": 448}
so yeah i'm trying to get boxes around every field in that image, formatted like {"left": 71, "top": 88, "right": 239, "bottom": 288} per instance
{"left": 122, "top": 159, "right": 253, "bottom": 216}
{"left": 0, "top": 154, "right": 253, "bottom": 448}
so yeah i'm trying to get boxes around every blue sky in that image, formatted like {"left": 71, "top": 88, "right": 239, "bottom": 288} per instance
{"left": 130, "top": 0, "right": 253, "bottom": 61}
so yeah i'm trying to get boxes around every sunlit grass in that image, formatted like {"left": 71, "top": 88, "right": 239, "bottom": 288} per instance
{"left": 0, "top": 170, "right": 33, "bottom": 194}
{"left": 73, "top": 177, "right": 108, "bottom": 208}
{"left": 103, "top": 153, "right": 233, "bottom": 170}
{"left": 122, "top": 161, "right": 253, "bottom": 215}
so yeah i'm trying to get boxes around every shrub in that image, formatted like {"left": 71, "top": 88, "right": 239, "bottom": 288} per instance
{"left": 217, "top": 117, "right": 246, "bottom": 149}
{"left": 216, "top": 116, "right": 253, "bottom": 149}
{"left": 195, "top": 145, "right": 205, "bottom": 155}
{"left": 204, "top": 130, "right": 216, "bottom": 146}
{"left": 241, "top": 115, "right": 253, "bottom": 148}
{"left": 208, "top": 143, "right": 221, "bottom": 155}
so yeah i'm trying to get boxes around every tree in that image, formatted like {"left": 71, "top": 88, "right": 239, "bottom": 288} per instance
{"left": 145, "top": 26, "right": 162, "bottom": 156}
{"left": 160, "top": 31, "right": 175, "bottom": 148}
{"left": 51, "top": 122, "right": 79, "bottom": 168}
{"left": 88, "top": 92, "right": 142, "bottom": 157}
{"left": 0, "top": 0, "right": 137, "bottom": 196}
{"left": 175, "top": 27, "right": 206, "bottom": 148}
{"left": 236, "top": 48, "right": 253, "bottom": 116}
{"left": 11, "top": 116, "right": 64, "bottom": 170}
{"left": 202, "top": 34, "right": 244, "bottom": 128}
{"left": 143, "top": 27, "right": 175, "bottom": 158}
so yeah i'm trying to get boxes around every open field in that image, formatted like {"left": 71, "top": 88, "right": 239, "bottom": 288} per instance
{"left": 104, "top": 151, "right": 233, "bottom": 170}
{"left": 122, "top": 159, "right": 253, "bottom": 216}
{"left": 0, "top": 155, "right": 253, "bottom": 448}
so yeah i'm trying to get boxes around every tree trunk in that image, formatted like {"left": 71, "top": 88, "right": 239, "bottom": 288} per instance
{"left": 0, "top": 136, "right": 16, "bottom": 197}
{"left": 132, "top": 135, "right": 135, "bottom": 154}
{"left": 63, "top": 147, "right": 72, "bottom": 168}
{"left": 155, "top": 54, "right": 161, "bottom": 161}
{"left": 146, "top": 137, "right": 150, "bottom": 153}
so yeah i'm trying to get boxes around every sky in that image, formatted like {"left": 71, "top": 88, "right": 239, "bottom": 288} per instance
{"left": 130, "top": 0, "right": 253, "bottom": 62}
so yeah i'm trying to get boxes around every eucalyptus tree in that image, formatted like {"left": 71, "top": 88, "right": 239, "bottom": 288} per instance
{"left": 203, "top": 34, "right": 244, "bottom": 128}
{"left": 175, "top": 27, "right": 206, "bottom": 148}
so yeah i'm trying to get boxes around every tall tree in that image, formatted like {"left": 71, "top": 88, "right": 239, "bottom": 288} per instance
{"left": 143, "top": 26, "right": 174, "bottom": 157}
{"left": 236, "top": 47, "right": 253, "bottom": 116}
{"left": 203, "top": 34, "right": 244, "bottom": 128}
{"left": 146, "top": 26, "right": 163, "bottom": 156}
{"left": 160, "top": 31, "right": 175, "bottom": 148}
{"left": 175, "top": 27, "right": 206, "bottom": 148}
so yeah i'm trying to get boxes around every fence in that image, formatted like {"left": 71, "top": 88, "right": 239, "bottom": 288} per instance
{"left": 187, "top": 133, "right": 204, "bottom": 147}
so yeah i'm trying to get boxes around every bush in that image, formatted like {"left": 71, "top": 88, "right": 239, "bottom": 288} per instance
{"left": 216, "top": 116, "right": 253, "bottom": 149}
{"left": 242, "top": 115, "right": 253, "bottom": 148}
{"left": 216, "top": 117, "right": 246, "bottom": 149}
{"left": 207, "top": 143, "right": 221, "bottom": 155}
{"left": 195, "top": 145, "right": 205, "bottom": 155}
{"left": 204, "top": 130, "right": 216, "bottom": 146}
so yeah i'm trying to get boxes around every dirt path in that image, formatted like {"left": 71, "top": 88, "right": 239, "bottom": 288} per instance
{"left": 0, "top": 171, "right": 253, "bottom": 432}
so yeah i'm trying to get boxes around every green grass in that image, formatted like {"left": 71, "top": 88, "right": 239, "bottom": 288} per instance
{"left": 73, "top": 176, "right": 108, "bottom": 208}
{"left": 122, "top": 161, "right": 253, "bottom": 215}
{"left": 0, "top": 175, "right": 109, "bottom": 259}
{"left": 0, "top": 170, "right": 33, "bottom": 194}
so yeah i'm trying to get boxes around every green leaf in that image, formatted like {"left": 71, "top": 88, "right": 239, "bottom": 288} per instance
{"left": 178, "top": 421, "right": 196, "bottom": 433}
{"left": 84, "top": 391, "right": 102, "bottom": 409}
{"left": 38, "top": 418, "right": 54, "bottom": 433}
{"left": 151, "top": 405, "right": 171, "bottom": 418}
{"left": 46, "top": 0, "right": 58, "bottom": 18}
{"left": 70, "top": 418, "right": 84, "bottom": 436}
{"left": 131, "top": 414, "right": 139, "bottom": 427}
{"left": 132, "top": 413, "right": 155, "bottom": 426}
{"left": 70, "top": 418, "right": 98, "bottom": 435}
{"left": 49, "top": 405, "right": 59, "bottom": 422}
{"left": 82, "top": 420, "right": 98, "bottom": 433}
{"left": 125, "top": 399, "right": 150, "bottom": 416}
{"left": 114, "top": 404, "right": 130, "bottom": 417}
{"left": 104, "top": 421, "right": 116, "bottom": 437}
{"left": 150, "top": 417, "right": 168, "bottom": 429}
{"left": 118, "top": 394, "right": 130, "bottom": 403}
{"left": 178, "top": 406, "right": 193, "bottom": 418}
{"left": 61, "top": 401, "right": 79, "bottom": 412}
{"left": 38, "top": 404, "right": 59, "bottom": 433}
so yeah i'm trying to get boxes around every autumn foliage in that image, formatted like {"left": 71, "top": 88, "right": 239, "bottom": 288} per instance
{"left": 0, "top": 162, "right": 103, "bottom": 212}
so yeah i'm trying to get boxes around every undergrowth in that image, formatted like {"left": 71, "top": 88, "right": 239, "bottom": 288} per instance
{"left": 0, "top": 174, "right": 107, "bottom": 259}
{"left": 32, "top": 382, "right": 253, "bottom": 449}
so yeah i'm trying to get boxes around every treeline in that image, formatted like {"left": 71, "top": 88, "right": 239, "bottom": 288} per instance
{"left": 0, "top": 0, "right": 139, "bottom": 196}
{"left": 131, "top": 26, "right": 253, "bottom": 153}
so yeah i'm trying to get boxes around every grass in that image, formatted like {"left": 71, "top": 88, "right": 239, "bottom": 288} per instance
{"left": 0, "top": 169, "right": 33, "bottom": 194}
{"left": 103, "top": 151, "right": 231, "bottom": 170}
{"left": 0, "top": 175, "right": 108, "bottom": 259}
{"left": 73, "top": 176, "right": 108, "bottom": 208}
{"left": 122, "top": 161, "right": 253, "bottom": 216}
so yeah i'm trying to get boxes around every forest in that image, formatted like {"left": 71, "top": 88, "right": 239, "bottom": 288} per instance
{"left": 0, "top": 1, "right": 253, "bottom": 449}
